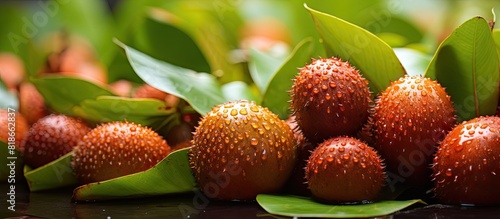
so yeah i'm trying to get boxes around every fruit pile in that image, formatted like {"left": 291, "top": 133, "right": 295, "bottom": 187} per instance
{"left": 1, "top": 4, "right": 499, "bottom": 214}
{"left": 189, "top": 57, "right": 500, "bottom": 206}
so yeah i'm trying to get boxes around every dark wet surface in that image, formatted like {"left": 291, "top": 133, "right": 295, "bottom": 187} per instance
{"left": 2, "top": 183, "right": 500, "bottom": 219}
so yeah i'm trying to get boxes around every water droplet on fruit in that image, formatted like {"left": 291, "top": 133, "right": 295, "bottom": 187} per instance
{"left": 336, "top": 92, "right": 342, "bottom": 98}
{"left": 343, "top": 154, "right": 349, "bottom": 160}
{"left": 251, "top": 138, "right": 258, "bottom": 146}
{"left": 360, "top": 163, "right": 366, "bottom": 168}
{"left": 239, "top": 108, "right": 248, "bottom": 115}
{"left": 313, "top": 88, "right": 319, "bottom": 94}
{"left": 326, "top": 156, "right": 334, "bottom": 162}
{"left": 338, "top": 147, "right": 345, "bottom": 152}
{"left": 454, "top": 145, "right": 463, "bottom": 152}
{"left": 329, "top": 82, "right": 336, "bottom": 88}
{"left": 230, "top": 109, "right": 238, "bottom": 116}
{"left": 445, "top": 168, "right": 452, "bottom": 177}
{"left": 483, "top": 158, "right": 487, "bottom": 165}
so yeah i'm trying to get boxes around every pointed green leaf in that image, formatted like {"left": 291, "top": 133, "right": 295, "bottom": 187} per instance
{"left": 394, "top": 48, "right": 432, "bottom": 77}
{"left": 248, "top": 48, "right": 287, "bottom": 93}
{"left": 117, "top": 41, "right": 226, "bottom": 115}
{"left": 72, "top": 148, "right": 195, "bottom": 201}
{"left": 425, "top": 17, "right": 499, "bottom": 121}
{"left": 305, "top": 4, "right": 405, "bottom": 94}
{"left": 24, "top": 152, "right": 78, "bottom": 192}
{"left": 31, "top": 76, "right": 114, "bottom": 116}
{"left": 257, "top": 194, "right": 424, "bottom": 218}
{"left": 72, "top": 96, "right": 177, "bottom": 129}
{"left": 1, "top": 141, "right": 22, "bottom": 182}
{"left": 261, "top": 38, "right": 314, "bottom": 119}
{"left": 222, "top": 81, "right": 260, "bottom": 103}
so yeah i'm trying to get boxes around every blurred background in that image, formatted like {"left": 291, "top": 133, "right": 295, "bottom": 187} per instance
{"left": 0, "top": 0, "right": 499, "bottom": 96}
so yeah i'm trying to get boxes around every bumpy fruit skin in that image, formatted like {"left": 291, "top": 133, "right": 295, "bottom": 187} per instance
{"left": 189, "top": 100, "right": 297, "bottom": 200}
{"left": 290, "top": 57, "right": 371, "bottom": 144}
{"left": 0, "top": 109, "right": 29, "bottom": 149}
{"left": 305, "top": 137, "right": 385, "bottom": 203}
{"left": 373, "top": 75, "right": 456, "bottom": 186}
{"left": 282, "top": 116, "right": 315, "bottom": 196}
{"left": 22, "top": 114, "right": 91, "bottom": 168}
{"left": 433, "top": 116, "right": 500, "bottom": 206}
{"left": 73, "top": 121, "right": 171, "bottom": 184}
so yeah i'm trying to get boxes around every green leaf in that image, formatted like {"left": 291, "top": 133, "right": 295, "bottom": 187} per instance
{"left": 0, "top": 79, "right": 18, "bottom": 109}
{"left": 117, "top": 41, "right": 226, "bottom": 115}
{"left": 493, "top": 29, "right": 500, "bottom": 59}
{"left": 222, "top": 81, "right": 260, "bottom": 103}
{"left": 248, "top": 48, "right": 287, "bottom": 93}
{"left": 31, "top": 76, "right": 114, "bottom": 116}
{"left": 24, "top": 152, "right": 78, "bottom": 192}
{"left": 134, "top": 10, "right": 211, "bottom": 73}
{"left": 425, "top": 17, "right": 500, "bottom": 121}
{"left": 72, "top": 148, "right": 196, "bottom": 201}
{"left": 261, "top": 38, "right": 314, "bottom": 119}
{"left": 394, "top": 48, "right": 432, "bottom": 77}
{"left": 1, "top": 141, "right": 22, "bottom": 182}
{"left": 72, "top": 96, "right": 177, "bottom": 129}
{"left": 257, "top": 194, "right": 424, "bottom": 218}
{"left": 305, "top": 4, "right": 406, "bottom": 94}
{"left": 161, "top": 1, "right": 246, "bottom": 83}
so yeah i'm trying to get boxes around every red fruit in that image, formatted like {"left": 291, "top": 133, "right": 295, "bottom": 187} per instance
{"left": 109, "top": 80, "right": 133, "bottom": 97}
{"left": 163, "top": 121, "right": 194, "bottom": 147}
{"left": 18, "top": 82, "right": 47, "bottom": 125}
{"left": 433, "top": 116, "right": 500, "bottom": 206}
{"left": 282, "top": 116, "right": 315, "bottom": 196}
{"left": 72, "top": 121, "right": 171, "bottom": 184}
{"left": 372, "top": 75, "right": 456, "bottom": 186}
{"left": 0, "top": 53, "right": 25, "bottom": 92}
{"left": 0, "top": 109, "right": 29, "bottom": 149}
{"left": 305, "top": 137, "right": 385, "bottom": 203}
{"left": 132, "top": 84, "right": 180, "bottom": 108}
{"left": 290, "top": 57, "right": 371, "bottom": 143}
{"left": 189, "top": 100, "right": 297, "bottom": 200}
{"left": 22, "top": 114, "right": 91, "bottom": 168}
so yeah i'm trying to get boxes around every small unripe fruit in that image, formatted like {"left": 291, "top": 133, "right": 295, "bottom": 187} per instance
{"left": 73, "top": 121, "right": 171, "bottom": 184}
{"left": 305, "top": 137, "right": 385, "bottom": 203}
{"left": 433, "top": 116, "right": 500, "bottom": 206}
{"left": 290, "top": 57, "right": 371, "bottom": 143}
{"left": 189, "top": 100, "right": 297, "bottom": 200}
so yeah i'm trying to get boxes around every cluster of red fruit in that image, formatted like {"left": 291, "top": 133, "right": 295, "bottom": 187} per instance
{"left": 189, "top": 57, "right": 500, "bottom": 206}
{"left": 0, "top": 37, "right": 196, "bottom": 185}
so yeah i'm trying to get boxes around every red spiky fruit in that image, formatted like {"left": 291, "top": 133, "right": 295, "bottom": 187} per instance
{"left": 433, "top": 116, "right": 500, "bottom": 206}
{"left": 22, "top": 114, "right": 91, "bottom": 168}
{"left": 290, "top": 57, "right": 371, "bottom": 143}
{"left": 373, "top": 75, "right": 456, "bottom": 186}
{"left": 305, "top": 136, "right": 385, "bottom": 203}
{"left": 189, "top": 100, "right": 297, "bottom": 200}
{"left": 72, "top": 121, "right": 171, "bottom": 184}
{"left": 282, "top": 116, "right": 315, "bottom": 196}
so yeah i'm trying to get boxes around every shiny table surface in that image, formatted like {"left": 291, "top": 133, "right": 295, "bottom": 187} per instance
{"left": 3, "top": 183, "right": 500, "bottom": 219}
